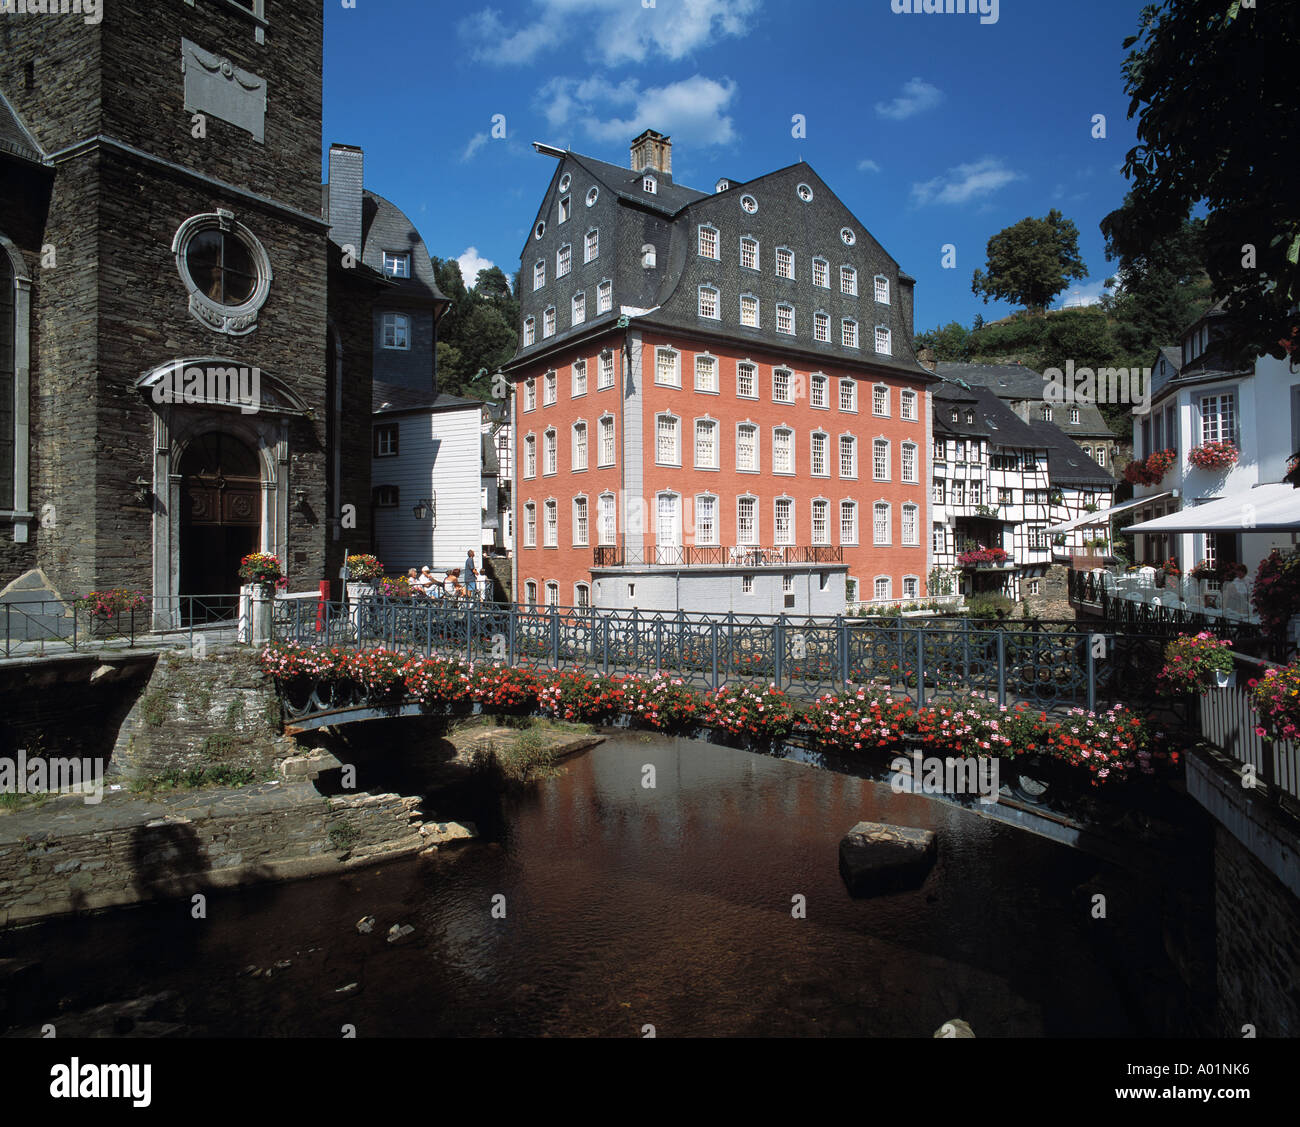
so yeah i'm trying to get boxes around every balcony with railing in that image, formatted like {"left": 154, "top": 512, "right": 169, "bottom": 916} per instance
{"left": 593, "top": 545, "right": 845, "bottom": 569}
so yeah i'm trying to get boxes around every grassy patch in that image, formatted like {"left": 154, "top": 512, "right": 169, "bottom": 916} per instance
{"left": 126, "top": 764, "right": 270, "bottom": 795}
{"left": 327, "top": 820, "right": 360, "bottom": 853}
{"left": 140, "top": 688, "right": 169, "bottom": 727}
{"left": 199, "top": 732, "right": 236, "bottom": 762}
{"left": 0, "top": 791, "right": 51, "bottom": 814}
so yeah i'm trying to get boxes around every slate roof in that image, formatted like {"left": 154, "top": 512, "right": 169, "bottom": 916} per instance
{"left": 1027, "top": 420, "right": 1115, "bottom": 487}
{"left": 0, "top": 89, "right": 45, "bottom": 165}
{"left": 512, "top": 147, "right": 932, "bottom": 381}
{"left": 933, "top": 381, "right": 1042, "bottom": 448}
{"left": 322, "top": 185, "right": 448, "bottom": 308}
{"left": 938, "top": 361, "right": 1114, "bottom": 439}
{"left": 372, "top": 382, "right": 482, "bottom": 416}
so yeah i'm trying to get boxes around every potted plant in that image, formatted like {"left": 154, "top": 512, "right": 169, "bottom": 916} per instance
{"left": 75, "top": 589, "right": 150, "bottom": 638}
{"left": 1250, "top": 660, "right": 1300, "bottom": 742}
{"left": 1156, "top": 632, "right": 1235, "bottom": 694}
{"left": 238, "top": 552, "right": 283, "bottom": 591}
{"left": 1187, "top": 440, "right": 1239, "bottom": 471}
{"left": 957, "top": 546, "right": 1010, "bottom": 569}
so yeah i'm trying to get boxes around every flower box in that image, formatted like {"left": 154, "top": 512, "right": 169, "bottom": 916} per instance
{"left": 1187, "top": 441, "right": 1239, "bottom": 471}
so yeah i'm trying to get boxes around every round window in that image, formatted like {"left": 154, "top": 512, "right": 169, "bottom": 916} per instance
{"left": 559, "top": 173, "right": 571, "bottom": 192}
{"left": 741, "top": 194, "right": 758, "bottom": 214}
{"left": 586, "top": 187, "right": 599, "bottom": 207}
{"left": 841, "top": 227, "right": 856, "bottom": 246}
{"left": 535, "top": 220, "right": 547, "bottom": 239}
{"left": 172, "top": 211, "right": 272, "bottom": 336}
{"left": 797, "top": 183, "right": 814, "bottom": 203}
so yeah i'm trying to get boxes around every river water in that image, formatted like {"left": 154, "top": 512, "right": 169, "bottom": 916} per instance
{"left": 2, "top": 733, "right": 1168, "bottom": 1037}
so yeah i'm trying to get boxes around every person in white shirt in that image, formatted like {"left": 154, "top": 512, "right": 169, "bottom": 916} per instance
{"left": 415, "top": 567, "right": 435, "bottom": 597}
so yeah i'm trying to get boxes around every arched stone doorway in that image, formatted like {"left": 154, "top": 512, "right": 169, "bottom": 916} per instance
{"left": 178, "top": 431, "right": 262, "bottom": 597}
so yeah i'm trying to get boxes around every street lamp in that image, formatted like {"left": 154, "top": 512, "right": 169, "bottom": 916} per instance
{"left": 413, "top": 495, "right": 437, "bottom": 525}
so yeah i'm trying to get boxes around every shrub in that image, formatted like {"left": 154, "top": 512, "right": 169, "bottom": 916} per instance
{"left": 967, "top": 593, "right": 1014, "bottom": 619}
{"left": 706, "top": 683, "right": 797, "bottom": 741}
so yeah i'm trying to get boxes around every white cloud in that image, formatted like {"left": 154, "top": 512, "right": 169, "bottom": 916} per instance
{"left": 461, "top": 132, "right": 489, "bottom": 162}
{"left": 874, "top": 77, "right": 943, "bottom": 121}
{"left": 457, "top": 247, "right": 495, "bottom": 289}
{"left": 539, "top": 74, "right": 738, "bottom": 149}
{"left": 911, "top": 158, "right": 1023, "bottom": 206}
{"left": 857, "top": 159, "right": 881, "bottom": 174}
{"left": 461, "top": 0, "right": 761, "bottom": 67}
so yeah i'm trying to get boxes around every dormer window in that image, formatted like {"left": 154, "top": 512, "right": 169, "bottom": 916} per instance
{"left": 643, "top": 175, "right": 658, "bottom": 194}
{"left": 382, "top": 251, "right": 410, "bottom": 278}
{"left": 1042, "top": 405, "right": 1053, "bottom": 422}
{"left": 715, "top": 178, "right": 731, "bottom": 194}
{"left": 965, "top": 410, "right": 975, "bottom": 425}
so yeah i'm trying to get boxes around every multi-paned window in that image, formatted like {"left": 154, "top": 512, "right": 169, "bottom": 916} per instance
{"left": 698, "top": 225, "right": 719, "bottom": 259}
{"left": 524, "top": 317, "right": 536, "bottom": 346}
{"left": 776, "top": 303, "right": 795, "bottom": 335}
{"left": 599, "top": 416, "right": 615, "bottom": 465}
{"left": 811, "top": 373, "right": 828, "bottom": 408}
{"left": 812, "top": 257, "right": 829, "bottom": 288}
{"left": 903, "top": 576, "right": 919, "bottom": 600}
{"left": 695, "top": 495, "right": 717, "bottom": 545}
{"left": 812, "top": 500, "right": 829, "bottom": 544}
{"left": 655, "top": 347, "right": 680, "bottom": 387}
{"left": 523, "top": 503, "right": 537, "bottom": 547}
{"left": 842, "top": 501, "right": 859, "bottom": 544}
{"left": 1199, "top": 391, "right": 1237, "bottom": 444}
{"left": 842, "top": 319, "right": 859, "bottom": 348}
{"left": 655, "top": 414, "right": 680, "bottom": 464}
{"left": 574, "top": 497, "right": 589, "bottom": 545}
{"left": 599, "top": 493, "right": 616, "bottom": 544}
{"left": 740, "top": 237, "right": 759, "bottom": 270}
{"left": 557, "top": 244, "right": 571, "bottom": 278}
{"left": 698, "top": 285, "right": 720, "bottom": 319}
{"left": 1069, "top": 407, "right": 1080, "bottom": 424}
{"left": 572, "top": 359, "right": 587, "bottom": 396}
{"left": 872, "top": 502, "right": 890, "bottom": 545}
{"left": 773, "top": 368, "right": 793, "bottom": 403}
{"left": 544, "top": 371, "right": 557, "bottom": 405}
{"left": 811, "top": 432, "right": 828, "bottom": 476}
{"left": 901, "top": 390, "right": 917, "bottom": 421}
{"left": 776, "top": 247, "right": 794, "bottom": 279}
{"left": 544, "top": 429, "right": 557, "bottom": 475}
{"left": 525, "top": 581, "right": 537, "bottom": 607}
{"left": 695, "top": 354, "right": 718, "bottom": 393}
{"left": 572, "top": 291, "right": 586, "bottom": 325}
{"left": 901, "top": 442, "right": 917, "bottom": 483}
{"left": 933, "top": 479, "right": 946, "bottom": 504}
{"left": 383, "top": 251, "right": 410, "bottom": 278}
{"left": 737, "top": 362, "right": 757, "bottom": 399}
{"left": 874, "top": 275, "right": 890, "bottom": 304}
{"left": 841, "top": 266, "right": 858, "bottom": 296}
{"left": 873, "top": 438, "right": 889, "bottom": 480}
{"left": 840, "top": 435, "right": 857, "bottom": 478}
{"left": 544, "top": 500, "right": 558, "bottom": 547}
{"left": 740, "top": 294, "right": 759, "bottom": 327}
{"left": 597, "top": 279, "right": 613, "bottom": 313}
{"left": 694, "top": 419, "right": 718, "bottom": 469}
{"left": 572, "top": 422, "right": 588, "bottom": 470}
{"left": 524, "top": 377, "right": 537, "bottom": 411}
{"left": 874, "top": 577, "right": 891, "bottom": 602}
{"left": 873, "top": 384, "right": 889, "bottom": 415}
{"left": 737, "top": 497, "right": 758, "bottom": 544}
{"left": 575, "top": 584, "right": 590, "bottom": 609}
{"left": 773, "top": 428, "right": 793, "bottom": 474}
{"left": 814, "top": 311, "right": 830, "bottom": 342}
{"left": 543, "top": 307, "right": 556, "bottom": 337}
{"left": 737, "top": 424, "right": 758, "bottom": 472}
{"left": 585, "top": 228, "right": 599, "bottom": 262}
{"left": 546, "top": 581, "right": 558, "bottom": 607}
{"left": 901, "top": 503, "right": 918, "bottom": 546}
{"left": 875, "top": 325, "right": 892, "bottom": 355}
{"left": 382, "top": 313, "right": 410, "bottom": 350}
{"left": 774, "top": 498, "right": 793, "bottom": 544}
{"left": 524, "top": 434, "right": 537, "bottom": 478}
{"left": 598, "top": 350, "right": 615, "bottom": 389}
{"left": 374, "top": 425, "right": 399, "bottom": 457}
{"left": 533, "top": 259, "right": 546, "bottom": 290}
{"left": 839, "top": 379, "right": 856, "bottom": 411}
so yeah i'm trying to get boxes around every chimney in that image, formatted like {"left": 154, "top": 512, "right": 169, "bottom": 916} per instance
{"left": 327, "top": 144, "right": 364, "bottom": 255}
{"left": 630, "top": 129, "right": 671, "bottom": 175}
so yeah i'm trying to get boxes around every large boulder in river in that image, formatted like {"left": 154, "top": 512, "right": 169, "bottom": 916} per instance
{"left": 839, "top": 821, "right": 937, "bottom": 897}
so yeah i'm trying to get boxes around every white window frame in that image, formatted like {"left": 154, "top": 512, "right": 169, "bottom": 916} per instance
{"left": 598, "top": 350, "right": 615, "bottom": 389}
{"left": 544, "top": 428, "right": 557, "bottom": 475}
{"left": 737, "top": 362, "right": 758, "bottom": 400}
{"left": 740, "top": 293, "right": 760, "bottom": 328}
{"left": 698, "top": 224, "right": 720, "bottom": 260}
{"left": 543, "top": 307, "right": 556, "bottom": 338}
{"left": 772, "top": 427, "right": 794, "bottom": 475}
{"left": 695, "top": 353, "right": 719, "bottom": 393}
{"left": 573, "top": 496, "right": 589, "bottom": 546}
{"left": 695, "top": 493, "right": 719, "bottom": 546}
{"left": 776, "top": 247, "right": 795, "bottom": 280}
{"left": 597, "top": 279, "right": 613, "bottom": 314}
{"left": 842, "top": 319, "right": 859, "bottom": 349}
{"left": 544, "top": 500, "right": 558, "bottom": 547}
{"left": 774, "top": 497, "right": 794, "bottom": 546}
{"left": 736, "top": 423, "right": 760, "bottom": 473}
{"left": 811, "top": 373, "right": 828, "bottom": 409}
{"left": 901, "top": 503, "right": 919, "bottom": 547}
{"left": 523, "top": 434, "right": 537, "bottom": 479}
{"left": 523, "top": 317, "right": 536, "bottom": 346}
{"left": 839, "top": 379, "right": 857, "bottom": 412}
{"left": 598, "top": 415, "right": 615, "bottom": 467}
{"left": 523, "top": 503, "right": 537, "bottom": 547}
{"left": 873, "top": 438, "right": 889, "bottom": 481}
{"left": 383, "top": 251, "right": 410, "bottom": 278}
{"left": 655, "top": 413, "right": 681, "bottom": 466}
{"left": 875, "top": 325, "right": 892, "bottom": 356}
{"left": 841, "top": 266, "right": 858, "bottom": 296}
{"left": 811, "top": 499, "right": 830, "bottom": 545}
{"left": 557, "top": 245, "right": 571, "bottom": 278}
{"left": 811, "top": 431, "right": 829, "bottom": 477}
{"left": 874, "top": 274, "right": 890, "bottom": 304}
{"left": 737, "top": 496, "right": 759, "bottom": 545}
{"left": 873, "top": 384, "right": 889, "bottom": 416}
{"left": 901, "top": 441, "right": 918, "bottom": 483}
{"left": 584, "top": 228, "right": 599, "bottom": 263}
{"left": 813, "top": 310, "right": 830, "bottom": 343}
{"left": 655, "top": 346, "right": 681, "bottom": 388}
{"left": 740, "top": 236, "right": 759, "bottom": 271}
{"left": 839, "top": 435, "right": 858, "bottom": 479}
{"left": 694, "top": 417, "right": 719, "bottom": 470}
{"left": 698, "top": 285, "right": 720, "bottom": 320}
{"left": 381, "top": 312, "right": 410, "bottom": 351}
{"left": 543, "top": 371, "right": 557, "bottom": 406}
{"left": 812, "top": 257, "right": 829, "bottom": 288}
{"left": 572, "top": 421, "right": 588, "bottom": 471}
{"left": 872, "top": 502, "right": 890, "bottom": 546}
{"left": 842, "top": 500, "right": 860, "bottom": 546}
{"left": 776, "top": 302, "right": 795, "bottom": 336}
{"left": 901, "top": 390, "right": 918, "bottom": 421}
{"left": 572, "top": 359, "right": 587, "bottom": 397}
{"left": 772, "top": 367, "right": 794, "bottom": 404}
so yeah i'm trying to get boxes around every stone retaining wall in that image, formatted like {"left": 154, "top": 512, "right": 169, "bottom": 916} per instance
{"left": 0, "top": 781, "right": 426, "bottom": 927}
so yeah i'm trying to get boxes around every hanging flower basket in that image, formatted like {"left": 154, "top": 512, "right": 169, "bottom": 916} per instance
{"left": 1123, "top": 449, "right": 1176, "bottom": 486}
{"left": 1187, "top": 441, "right": 1239, "bottom": 471}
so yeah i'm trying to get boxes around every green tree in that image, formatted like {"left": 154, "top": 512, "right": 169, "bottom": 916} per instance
{"left": 971, "top": 210, "right": 1089, "bottom": 315}
{"left": 1101, "top": 0, "right": 1300, "bottom": 363}
{"left": 429, "top": 257, "right": 518, "bottom": 402}
{"left": 914, "top": 321, "right": 972, "bottom": 361}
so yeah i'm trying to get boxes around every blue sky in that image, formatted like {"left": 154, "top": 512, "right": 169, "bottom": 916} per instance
{"left": 323, "top": 0, "right": 1150, "bottom": 332}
